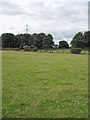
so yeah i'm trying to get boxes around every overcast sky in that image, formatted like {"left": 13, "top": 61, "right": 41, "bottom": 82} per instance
{"left": 0, "top": 0, "right": 89, "bottom": 44}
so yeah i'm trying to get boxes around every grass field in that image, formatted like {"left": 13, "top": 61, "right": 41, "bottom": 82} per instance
{"left": 2, "top": 51, "right": 88, "bottom": 118}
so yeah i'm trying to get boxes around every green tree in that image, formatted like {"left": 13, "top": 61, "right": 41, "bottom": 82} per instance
{"left": 1, "top": 32, "right": 54, "bottom": 49}
{"left": 46, "top": 34, "right": 54, "bottom": 49}
{"left": 15, "top": 34, "right": 32, "bottom": 48}
{"left": 2, "top": 33, "right": 15, "bottom": 48}
{"left": 31, "top": 33, "right": 54, "bottom": 49}
{"left": 83, "top": 31, "right": 90, "bottom": 50}
{"left": 22, "top": 34, "right": 31, "bottom": 47}
{"left": 15, "top": 34, "right": 24, "bottom": 48}
{"left": 59, "top": 40, "right": 69, "bottom": 49}
{"left": 37, "top": 33, "right": 46, "bottom": 49}
{"left": 70, "top": 32, "right": 84, "bottom": 48}
{"left": 30, "top": 33, "right": 39, "bottom": 48}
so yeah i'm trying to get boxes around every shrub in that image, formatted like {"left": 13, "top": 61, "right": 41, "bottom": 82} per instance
{"left": 2, "top": 48, "right": 10, "bottom": 51}
{"left": 49, "top": 51, "right": 53, "bottom": 53}
{"left": 70, "top": 48, "right": 82, "bottom": 54}
{"left": 24, "top": 47, "right": 38, "bottom": 52}
{"left": 2, "top": 48, "right": 20, "bottom": 51}
{"left": 10, "top": 48, "right": 20, "bottom": 51}
{"left": 32, "top": 47, "right": 38, "bottom": 52}
{"left": 24, "top": 47, "right": 31, "bottom": 52}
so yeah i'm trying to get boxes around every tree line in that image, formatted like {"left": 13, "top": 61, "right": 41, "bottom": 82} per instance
{"left": 1, "top": 31, "right": 90, "bottom": 50}
{"left": 1, "top": 33, "right": 54, "bottom": 49}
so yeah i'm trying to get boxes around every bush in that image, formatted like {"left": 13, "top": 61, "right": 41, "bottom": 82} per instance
{"left": 2, "top": 48, "right": 20, "bottom": 51}
{"left": 2, "top": 48, "right": 10, "bottom": 51}
{"left": 49, "top": 51, "right": 53, "bottom": 53}
{"left": 24, "top": 47, "right": 38, "bottom": 52}
{"left": 32, "top": 47, "right": 38, "bottom": 52}
{"left": 70, "top": 48, "right": 82, "bottom": 54}
{"left": 10, "top": 48, "right": 20, "bottom": 51}
{"left": 24, "top": 47, "right": 31, "bottom": 52}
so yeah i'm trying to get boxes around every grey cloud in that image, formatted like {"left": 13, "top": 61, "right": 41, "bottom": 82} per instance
{"left": 0, "top": 0, "right": 88, "bottom": 44}
{"left": 23, "top": 1, "right": 88, "bottom": 29}
{"left": 0, "top": 1, "right": 23, "bottom": 15}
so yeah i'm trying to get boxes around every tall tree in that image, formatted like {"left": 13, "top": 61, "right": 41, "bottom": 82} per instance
{"left": 2, "top": 33, "right": 15, "bottom": 48}
{"left": 70, "top": 31, "right": 90, "bottom": 50}
{"left": 37, "top": 33, "right": 46, "bottom": 49}
{"left": 15, "top": 34, "right": 24, "bottom": 48}
{"left": 15, "top": 34, "right": 32, "bottom": 48}
{"left": 30, "top": 33, "right": 39, "bottom": 48}
{"left": 46, "top": 34, "right": 54, "bottom": 49}
{"left": 70, "top": 32, "right": 84, "bottom": 48}
{"left": 22, "top": 34, "right": 31, "bottom": 47}
{"left": 83, "top": 31, "right": 90, "bottom": 50}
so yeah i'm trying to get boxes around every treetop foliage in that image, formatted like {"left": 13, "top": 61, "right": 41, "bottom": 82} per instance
{"left": 1, "top": 30, "right": 90, "bottom": 50}
{"left": 59, "top": 40, "right": 69, "bottom": 49}
{"left": 2, "top": 32, "right": 54, "bottom": 49}
{"left": 70, "top": 31, "right": 89, "bottom": 49}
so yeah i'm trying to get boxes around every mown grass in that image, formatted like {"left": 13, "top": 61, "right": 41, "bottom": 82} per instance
{"left": 2, "top": 51, "right": 88, "bottom": 118}
{"left": 37, "top": 49, "right": 88, "bottom": 54}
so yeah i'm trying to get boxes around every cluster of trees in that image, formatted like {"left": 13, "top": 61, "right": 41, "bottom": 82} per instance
{"left": 1, "top": 33, "right": 54, "bottom": 49}
{"left": 70, "top": 31, "right": 89, "bottom": 49}
{"left": 58, "top": 30, "right": 89, "bottom": 50}
{"left": 1, "top": 32, "right": 70, "bottom": 49}
{"left": 1, "top": 30, "right": 90, "bottom": 50}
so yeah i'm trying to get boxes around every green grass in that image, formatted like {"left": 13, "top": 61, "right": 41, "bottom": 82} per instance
{"left": 2, "top": 51, "right": 88, "bottom": 118}
{"left": 38, "top": 49, "right": 88, "bottom": 54}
